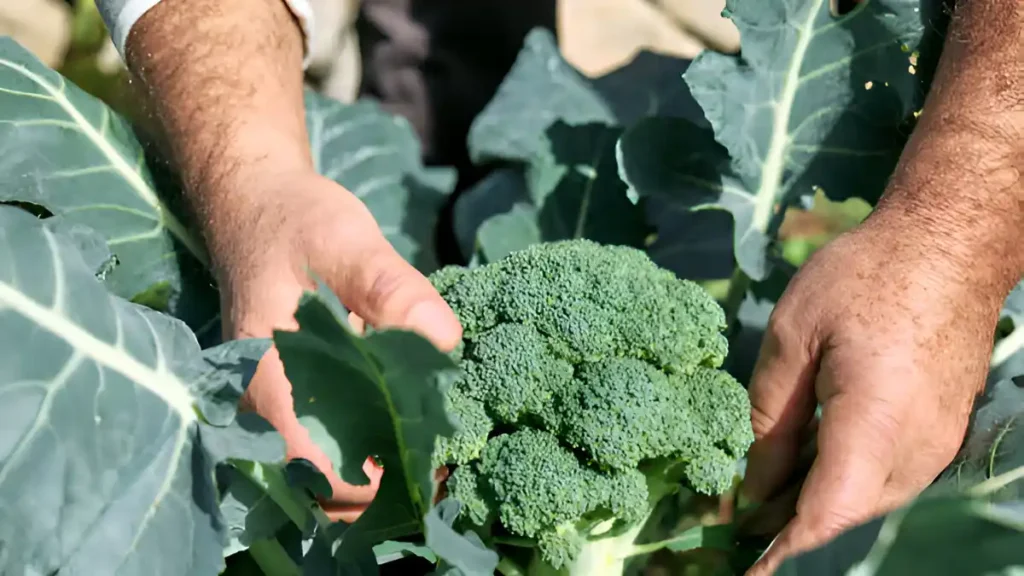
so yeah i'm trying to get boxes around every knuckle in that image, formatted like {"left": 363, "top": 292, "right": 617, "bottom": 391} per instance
{"left": 763, "top": 305, "right": 817, "bottom": 360}
{"left": 864, "top": 403, "right": 903, "bottom": 446}
{"left": 365, "top": 261, "right": 413, "bottom": 315}
{"left": 795, "top": 502, "right": 867, "bottom": 541}
{"left": 814, "top": 507, "right": 865, "bottom": 537}
{"left": 749, "top": 404, "right": 780, "bottom": 440}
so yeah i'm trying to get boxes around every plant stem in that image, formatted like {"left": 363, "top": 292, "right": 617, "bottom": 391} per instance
{"left": 248, "top": 538, "right": 301, "bottom": 576}
{"left": 230, "top": 460, "right": 313, "bottom": 532}
{"left": 624, "top": 523, "right": 735, "bottom": 558}
{"left": 496, "top": 556, "right": 528, "bottom": 576}
{"left": 991, "top": 323, "right": 1024, "bottom": 368}
{"left": 722, "top": 267, "right": 751, "bottom": 329}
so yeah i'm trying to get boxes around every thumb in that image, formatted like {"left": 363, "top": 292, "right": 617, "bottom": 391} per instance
{"left": 325, "top": 235, "right": 462, "bottom": 352}
{"left": 747, "top": 393, "right": 898, "bottom": 575}
{"left": 744, "top": 318, "right": 820, "bottom": 503}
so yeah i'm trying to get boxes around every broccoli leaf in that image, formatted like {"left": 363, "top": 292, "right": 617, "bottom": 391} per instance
{"left": 0, "top": 206, "right": 274, "bottom": 575}
{"left": 219, "top": 460, "right": 321, "bottom": 558}
{"left": 305, "top": 92, "right": 456, "bottom": 273}
{"left": 475, "top": 203, "right": 543, "bottom": 263}
{"left": 457, "top": 29, "right": 648, "bottom": 262}
{"left": 616, "top": 116, "right": 738, "bottom": 280}
{"left": 424, "top": 499, "right": 500, "bottom": 576}
{"left": 621, "top": 0, "right": 936, "bottom": 280}
{"left": 938, "top": 379, "right": 1024, "bottom": 501}
{"left": 452, "top": 168, "right": 530, "bottom": 259}
{"left": 466, "top": 29, "right": 615, "bottom": 164}
{"left": 274, "top": 285, "right": 461, "bottom": 559}
{"left": 777, "top": 493, "right": 1024, "bottom": 575}
{"left": 0, "top": 37, "right": 217, "bottom": 330}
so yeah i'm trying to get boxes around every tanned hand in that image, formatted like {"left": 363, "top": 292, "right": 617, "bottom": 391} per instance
{"left": 742, "top": 0, "right": 1023, "bottom": 573}
{"left": 123, "top": 0, "right": 462, "bottom": 521}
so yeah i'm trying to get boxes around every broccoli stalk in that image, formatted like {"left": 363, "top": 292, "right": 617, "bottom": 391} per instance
{"left": 428, "top": 239, "right": 754, "bottom": 576}
{"left": 522, "top": 524, "right": 640, "bottom": 576}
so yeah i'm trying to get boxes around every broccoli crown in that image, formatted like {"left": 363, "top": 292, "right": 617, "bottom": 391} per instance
{"left": 430, "top": 240, "right": 754, "bottom": 569}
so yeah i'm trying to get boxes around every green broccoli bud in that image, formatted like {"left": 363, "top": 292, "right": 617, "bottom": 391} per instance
{"left": 428, "top": 239, "right": 754, "bottom": 574}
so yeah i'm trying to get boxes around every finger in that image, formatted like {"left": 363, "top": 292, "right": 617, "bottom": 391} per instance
{"left": 737, "top": 424, "right": 818, "bottom": 539}
{"left": 877, "top": 430, "right": 961, "bottom": 514}
{"left": 324, "top": 234, "right": 462, "bottom": 352}
{"left": 754, "top": 393, "right": 900, "bottom": 573}
{"left": 744, "top": 313, "right": 820, "bottom": 503}
{"left": 241, "top": 347, "right": 384, "bottom": 523}
{"left": 319, "top": 457, "right": 384, "bottom": 523}
{"left": 347, "top": 311, "right": 366, "bottom": 335}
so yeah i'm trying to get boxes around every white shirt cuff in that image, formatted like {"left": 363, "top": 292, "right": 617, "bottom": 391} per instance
{"left": 96, "top": 0, "right": 315, "bottom": 67}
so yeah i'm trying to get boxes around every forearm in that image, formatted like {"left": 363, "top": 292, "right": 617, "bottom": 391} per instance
{"left": 874, "top": 0, "right": 1023, "bottom": 296}
{"left": 122, "top": 0, "right": 312, "bottom": 275}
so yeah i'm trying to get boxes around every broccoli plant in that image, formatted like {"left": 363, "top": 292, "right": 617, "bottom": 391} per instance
{"left": 428, "top": 239, "right": 754, "bottom": 575}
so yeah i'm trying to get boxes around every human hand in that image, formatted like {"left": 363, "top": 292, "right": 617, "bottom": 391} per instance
{"left": 740, "top": 209, "right": 1009, "bottom": 575}
{"left": 217, "top": 171, "right": 462, "bottom": 523}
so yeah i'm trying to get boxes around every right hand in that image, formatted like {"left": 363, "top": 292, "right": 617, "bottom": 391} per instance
{"left": 216, "top": 170, "right": 463, "bottom": 522}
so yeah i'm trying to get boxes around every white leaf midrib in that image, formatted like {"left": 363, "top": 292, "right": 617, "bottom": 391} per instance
{"left": 752, "top": 0, "right": 824, "bottom": 233}
{"left": 0, "top": 259, "right": 197, "bottom": 421}
{"left": 0, "top": 54, "right": 209, "bottom": 267}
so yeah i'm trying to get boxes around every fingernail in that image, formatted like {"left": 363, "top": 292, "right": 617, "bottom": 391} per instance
{"left": 406, "top": 300, "right": 462, "bottom": 350}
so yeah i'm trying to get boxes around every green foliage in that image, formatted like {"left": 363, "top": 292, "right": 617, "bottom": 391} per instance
{"left": 776, "top": 488, "right": 1024, "bottom": 575}
{"left": 0, "top": 206, "right": 277, "bottom": 575}
{"left": 619, "top": 0, "right": 934, "bottom": 282}
{"left": 454, "top": 30, "right": 659, "bottom": 264}
{"left": 275, "top": 284, "right": 462, "bottom": 556}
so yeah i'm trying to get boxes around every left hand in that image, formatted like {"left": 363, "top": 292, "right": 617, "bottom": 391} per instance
{"left": 740, "top": 207, "right": 1008, "bottom": 575}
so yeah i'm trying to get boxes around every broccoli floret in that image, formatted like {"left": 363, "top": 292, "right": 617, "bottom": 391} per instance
{"left": 434, "top": 240, "right": 728, "bottom": 372}
{"left": 463, "top": 324, "right": 574, "bottom": 424}
{"left": 559, "top": 357, "right": 703, "bottom": 472}
{"left": 457, "top": 429, "right": 650, "bottom": 569}
{"left": 433, "top": 380, "right": 493, "bottom": 466}
{"left": 445, "top": 463, "right": 495, "bottom": 527}
{"left": 428, "top": 239, "right": 753, "bottom": 575}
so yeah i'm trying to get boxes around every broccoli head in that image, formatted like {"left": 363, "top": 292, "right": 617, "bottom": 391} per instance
{"left": 429, "top": 239, "right": 754, "bottom": 574}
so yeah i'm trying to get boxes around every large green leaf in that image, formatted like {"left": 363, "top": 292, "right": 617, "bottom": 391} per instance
{"left": 0, "top": 206, "right": 277, "bottom": 575}
{"left": 457, "top": 29, "right": 648, "bottom": 263}
{"left": 466, "top": 29, "right": 615, "bottom": 165}
{"left": 451, "top": 168, "right": 529, "bottom": 259}
{"left": 218, "top": 460, "right": 317, "bottom": 557}
{"left": 424, "top": 500, "right": 500, "bottom": 576}
{"left": 621, "top": 0, "right": 938, "bottom": 280}
{"left": 938, "top": 379, "right": 1024, "bottom": 501}
{"left": 0, "top": 37, "right": 216, "bottom": 329}
{"left": 778, "top": 491, "right": 1024, "bottom": 575}
{"left": 617, "top": 117, "right": 740, "bottom": 280}
{"left": 273, "top": 285, "right": 461, "bottom": 560}
{"left": 305, "top": 92, "right": 456, "bottom": 273}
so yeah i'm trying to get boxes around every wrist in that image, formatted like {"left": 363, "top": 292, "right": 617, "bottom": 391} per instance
{"left": 193, "top": 165, "right": 321, "bottom": 280}
{"left": 867, "top": 137, "right": 1021, "bottom": 306}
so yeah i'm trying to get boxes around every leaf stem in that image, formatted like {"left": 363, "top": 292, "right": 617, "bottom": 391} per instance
{"left": 624, "top": 523, "right": 735, "bottom": 559}
{"left": 968, "top": 464, "right": 1024, "bottom": 498}
{"left": 991, "top": 324, "right": 1024, "bottom": 368}
{"left": 230, "top": 460, "right": 312, "bottom": 532}
{"left": 248, "top": 538, "right": 301, "bottom": 576}
{"left": 722, "top": 267, "right": 751, "bottom": 329}
{"left": 496, "top": 556, "right": 528, "bottom": 576}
